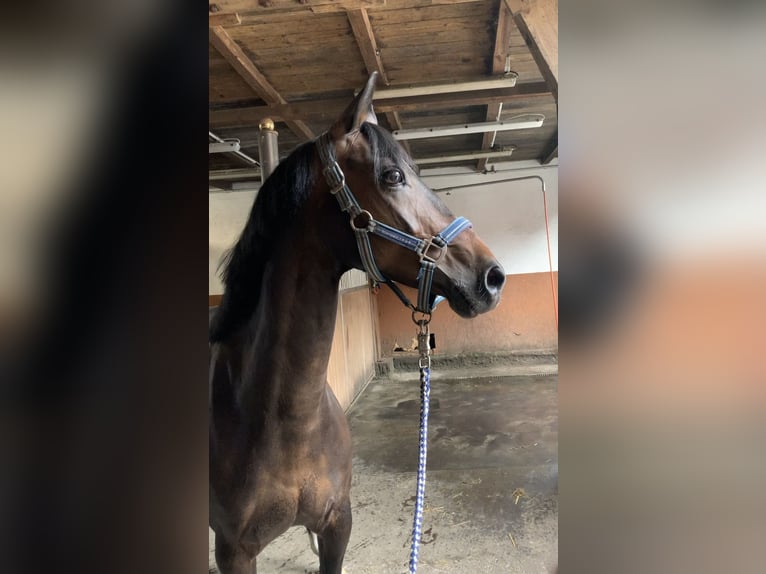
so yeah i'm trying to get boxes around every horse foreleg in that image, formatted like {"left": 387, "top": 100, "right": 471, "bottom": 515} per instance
{"left": 318, "top": 499, "right": 352, "bottom": 574}
{"left": 214, "top": 532, "right": 256, "bottom": 574}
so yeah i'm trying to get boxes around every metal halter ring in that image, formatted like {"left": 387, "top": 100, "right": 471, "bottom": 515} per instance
{"left": 412, "top": 310, "right": 432, "bottom": 328}
{"left": 350, "top": 210, "right": 375, "bottom": 231}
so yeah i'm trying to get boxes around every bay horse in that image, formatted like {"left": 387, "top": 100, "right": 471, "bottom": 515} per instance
{"left": 209, "top": 73, "right": 505, "bottom": 574}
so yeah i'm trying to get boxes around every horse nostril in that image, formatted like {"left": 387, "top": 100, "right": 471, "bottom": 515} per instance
{"left": 485, "top": 265, "right": 506, "bottom": 292}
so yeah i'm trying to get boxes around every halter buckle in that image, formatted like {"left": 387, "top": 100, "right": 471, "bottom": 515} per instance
{"left": 323, "top": 161, "right": 345, "bottom": 192}
{"left": 416, "top": 236, "right": 447, "bottom": 264}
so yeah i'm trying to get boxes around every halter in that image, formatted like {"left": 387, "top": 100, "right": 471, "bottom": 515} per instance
{"left": 316, "top": 132, "right": 472, "bottom": 315}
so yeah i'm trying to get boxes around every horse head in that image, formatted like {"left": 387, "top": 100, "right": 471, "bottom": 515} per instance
{"left": 316, "top": 73, "right": 505, "bottom": 318}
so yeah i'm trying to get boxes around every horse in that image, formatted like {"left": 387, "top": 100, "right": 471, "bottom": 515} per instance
{"left": 209, "top": 72, "right": 505, "bottom": 574}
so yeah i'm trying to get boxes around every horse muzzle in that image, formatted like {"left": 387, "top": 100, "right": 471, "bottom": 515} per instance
{"left": 438, "top": 259, "right": 505, "bottom": 318}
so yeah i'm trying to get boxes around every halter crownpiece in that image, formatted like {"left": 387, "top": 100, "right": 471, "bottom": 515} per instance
{"left": 316, "top": 132, "right": 472, "bottom": 315}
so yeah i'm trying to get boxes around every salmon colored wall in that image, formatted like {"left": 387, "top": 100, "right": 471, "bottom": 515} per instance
{"left": 376, "top": 272, "right": 558, "bottom": 356}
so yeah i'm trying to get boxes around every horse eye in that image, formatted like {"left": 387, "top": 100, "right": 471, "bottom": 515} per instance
{"left": 382, "top": 168, "right": 405, "bottom": 187}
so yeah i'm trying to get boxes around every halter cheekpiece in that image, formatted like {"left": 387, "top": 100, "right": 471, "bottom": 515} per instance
{"left": 316, "top": 132, "right": 472, "bottom": 316}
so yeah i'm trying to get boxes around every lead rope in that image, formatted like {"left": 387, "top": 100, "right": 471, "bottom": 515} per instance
{"left": 408, "top": 316, "right": 432, "bottom": 573}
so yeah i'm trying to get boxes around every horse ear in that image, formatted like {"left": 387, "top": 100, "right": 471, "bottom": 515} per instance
{"left": 331, "top": 72, "right": 379, "bottom": 139}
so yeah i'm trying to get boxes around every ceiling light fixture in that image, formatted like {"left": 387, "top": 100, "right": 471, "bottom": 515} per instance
{"left": 392, "top": 116, "right": 544, "bottom": 140}
{"left": 208, "top": 130, "right": 259, "bottom": 165}
{"left": 415, "top": 148, "right": 515, "bottom": 165}
{"left": 370, "top": 75, "right": 518, "bottom": 100}
{"left": 209, "top": 141, "right": 241, "bottom": 153}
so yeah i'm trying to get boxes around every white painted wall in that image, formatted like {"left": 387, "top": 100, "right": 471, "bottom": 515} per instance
{"left": 423, "top": 161, "right": 558, "bottom": 275}
{"left": 209, "top": 190, "right": 257, "bottom": 295}
{"left": 208, "top": 161, "right": 558, "bottom": 295}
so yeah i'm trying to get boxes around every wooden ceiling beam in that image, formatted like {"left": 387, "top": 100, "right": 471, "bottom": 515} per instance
{"left": 491, "top": 3, "right": 514, "bottom": 80}
{"left": 504, "top": 0, "right": 558, "bottom": 101}
{"left": 209, "top": 82, "right": 550, "bottom": 128}
{"left": 347, "top": 9, "right": 413, "bottom": 153}
{"left": 478, "top": 2, "right": 514, "bottom": 171}
{"left": 347, "top": 9, "right": 388, "bottom": 85}
{"left": 209, "top": 13, "right": 241, "bottom": 27}
{"left": 476, "top": 102, "right": 502, "bottom": 172}
{"left": 383, "top": 110, "right": 412, "bottom": 155}
{"left": 209, "top": 26, "right": 315, "bottom": 140}
{"left": 540, "top": 133, "right": 558, "bottom": 164}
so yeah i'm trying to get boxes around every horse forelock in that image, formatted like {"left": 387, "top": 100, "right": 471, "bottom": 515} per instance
{"left": 359, "top": 122, "right": 418, "bottom": 180}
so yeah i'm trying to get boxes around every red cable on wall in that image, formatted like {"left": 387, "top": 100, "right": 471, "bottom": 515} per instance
{"left": 542, "top": 185, "right": 558, "bottom": 330}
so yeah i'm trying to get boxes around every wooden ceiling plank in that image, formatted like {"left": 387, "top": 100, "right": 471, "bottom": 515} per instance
{"left": 477, "top": 2, "right": 513, "bottom": 171}
{"left": 209, "top": 25, "right": 314, "bottom": 140}
{"left": 504, "top": 0, "right": 558, "bottom": 101}
{"left": 368, "top": 2, "right": 486, "bottom": 25}
{"left": 209, "top": 82, "right": 551, "bottom": 128}
{"left": 212, "top": 0, "right": 384, "bottom": 14}
{"left": 310, "top": 0, "right": 386, "bottom": 14}
{"left": 382, "top": 0, "right": 488, "bottom": 7}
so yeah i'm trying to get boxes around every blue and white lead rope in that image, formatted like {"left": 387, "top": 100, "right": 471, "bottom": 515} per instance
{"left": 408, "top": 362, "right": 431, "bottom": 573}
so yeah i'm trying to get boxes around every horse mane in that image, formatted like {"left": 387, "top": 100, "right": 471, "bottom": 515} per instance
{"left": 209, "top": 141, "right": 316, "bottom": 342}
{"left": 209, "top": 122, "right": 416, "bottom": 343}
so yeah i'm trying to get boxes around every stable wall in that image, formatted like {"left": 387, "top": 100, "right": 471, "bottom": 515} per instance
{"left": 209, "top": 189, "right": 256, "bottom": 297}
{"left": 376, "top": 272, "right": 557, "bottom": 355}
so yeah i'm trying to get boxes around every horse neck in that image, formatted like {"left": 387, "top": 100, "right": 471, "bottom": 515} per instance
{"left": 237, "top": 226, "right": 344, "bottom": 419}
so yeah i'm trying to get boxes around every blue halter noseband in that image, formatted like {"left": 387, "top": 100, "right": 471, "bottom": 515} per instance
{"left": 316, "top": 132, "right": 472, "bottom": 315}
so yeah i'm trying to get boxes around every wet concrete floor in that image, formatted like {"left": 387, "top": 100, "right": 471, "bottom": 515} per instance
{"left": 210, "top": 367, "right": 558, "bottom": 573}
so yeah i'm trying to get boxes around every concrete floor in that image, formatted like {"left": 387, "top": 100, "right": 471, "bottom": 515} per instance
{"left": 209, "top": 365, "right": 558, "bottom": 573}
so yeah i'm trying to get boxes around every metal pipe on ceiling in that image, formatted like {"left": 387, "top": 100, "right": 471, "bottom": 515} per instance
{"left": 432, "top": 175, "right": 547, "bottom": 194}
